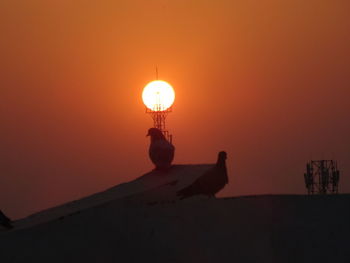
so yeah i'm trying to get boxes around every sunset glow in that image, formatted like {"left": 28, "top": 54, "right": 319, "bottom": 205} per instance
{"left": 142, "top": 80, "right": 175, "bottom": 111}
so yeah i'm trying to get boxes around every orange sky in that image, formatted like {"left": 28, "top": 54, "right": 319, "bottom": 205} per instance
{"left": 1, "top": 0, "right": 350, "bottom": 218}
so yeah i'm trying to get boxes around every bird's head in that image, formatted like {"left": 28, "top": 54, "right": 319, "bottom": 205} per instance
{"left": 147, "top": 128, "right": 166, "bottom": 141}
{"left": 218, "top": 151, "right": 227, "bottom": 161}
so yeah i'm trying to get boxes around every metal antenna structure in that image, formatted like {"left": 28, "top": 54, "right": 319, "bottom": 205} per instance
{"left": 146, "top": 104, "right": 172, "bottom": 143}
{"left": 304, "top": 160, "right": 340, "bottom": 195}
{"left": 145, "top": 67, "right": 173, "bottom": 143}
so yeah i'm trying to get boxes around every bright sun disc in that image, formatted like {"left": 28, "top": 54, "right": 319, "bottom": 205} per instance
{"left": 142, "top": 80, "right": 175, "bottom": 111}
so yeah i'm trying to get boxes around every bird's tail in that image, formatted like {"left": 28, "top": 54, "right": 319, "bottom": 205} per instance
{"left": 1, "top": 222, "right": 13, "bottom": 229}
{"left": 176, "top": 185, "right": 194, "bottom": 200}
{"left": 0, "top": 210, "right": 13, "bottom": 229}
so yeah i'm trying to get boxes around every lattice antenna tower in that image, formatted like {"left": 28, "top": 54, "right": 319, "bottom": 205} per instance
{"left": 304, "top": 160, "right": 340, "bottom": 195}
{"left": 145, "top": 67, "right": 173, "bottom": 143}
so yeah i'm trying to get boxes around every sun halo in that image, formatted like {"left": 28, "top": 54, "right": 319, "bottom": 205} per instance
{"left": 142, "top": 80, "right": 175, "bottom": 111}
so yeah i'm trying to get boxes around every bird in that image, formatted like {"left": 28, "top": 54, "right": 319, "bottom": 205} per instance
{"left": 177, "top": 151, "right": 228, "bottom": 199}
{"left": 147, "top": 128, "right": 175, "bottom": 170}
{"left": 0, "top": 209, "right": 13, "bottom": 229}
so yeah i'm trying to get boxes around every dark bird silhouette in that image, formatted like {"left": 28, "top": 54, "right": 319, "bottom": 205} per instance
{"left": 177, "top": 151, "right": 228, "bottom": 199}
{"left": 0, "top": 210, "right": 13, "bottom": 229}
{"left": 147, "top": 128, "right": 175, "bottom": 170}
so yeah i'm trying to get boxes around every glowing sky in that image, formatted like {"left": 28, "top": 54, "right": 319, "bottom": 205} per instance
{"left": 1, "top": 0, "right": 350, "bottom": 218}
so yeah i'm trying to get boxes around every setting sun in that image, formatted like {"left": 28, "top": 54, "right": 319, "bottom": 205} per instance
{"left": 142, "top": 80, "right": 175, "bottom": 111}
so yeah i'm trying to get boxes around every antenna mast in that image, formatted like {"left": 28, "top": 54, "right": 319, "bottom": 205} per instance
{"left": 304, "top": 160, "right": 340, "bottom": 194}
{"left": 145, "top": 67, "right": 173, "bottom": 143}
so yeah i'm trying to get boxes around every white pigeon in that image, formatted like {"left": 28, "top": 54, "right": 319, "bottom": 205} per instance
{"left": 147, "top": 128, "right": 175, "bottom": 170}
